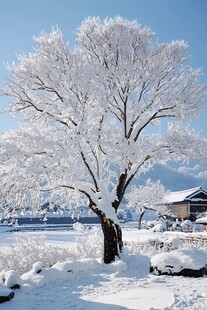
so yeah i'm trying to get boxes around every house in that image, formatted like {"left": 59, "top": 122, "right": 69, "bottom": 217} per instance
{"left": 165, "top": 186, "right": 207, "bottom": 220}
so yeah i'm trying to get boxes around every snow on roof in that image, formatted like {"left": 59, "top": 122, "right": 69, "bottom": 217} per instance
{"left": 165, "top": 186, "right": 204, "bottom": 203}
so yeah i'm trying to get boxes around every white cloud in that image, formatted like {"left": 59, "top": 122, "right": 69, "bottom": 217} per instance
{"left": 196, "top": 171, "right": 207, "bottom": 180}
{"left": 177, "top": 164, "right": 207, "bottom": 180}
{"left": 177, "top": 164, "right": 201, "bottom": 176}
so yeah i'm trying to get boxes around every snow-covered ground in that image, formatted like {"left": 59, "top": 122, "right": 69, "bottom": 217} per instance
{"left": 1, "top": 225, "right": 207, "bottom": 309}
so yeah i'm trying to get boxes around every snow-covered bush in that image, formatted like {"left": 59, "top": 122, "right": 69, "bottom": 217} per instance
{"left": 150, "top": 247, "right": 207, "bottom": 277}
{"left": 124, "top": 235, "right": 182, "bottom": 257}
{"left": 150, "top": 222, "right": 166, "bottom": 232}
{"left": 0, "top": 236, "right": 71, "bottom": 275}
{"left": 73, "top": 222, "right": 85, "bottom": 232}
{"left": 180, "top": 220, "right": 193, "bottom": 232}
{"left": 69, "top": 227, "right": 103, "bottom": 260}
{"left": 0, "top": 228, "right": 104, "bottom": 275}
{"left": 117, "top": 209, "right": 127, "bottom": 222}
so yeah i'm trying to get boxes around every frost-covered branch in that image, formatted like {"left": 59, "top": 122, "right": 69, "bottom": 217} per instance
{"left": 0, "top": 16, "right": 206, "bottom": 225}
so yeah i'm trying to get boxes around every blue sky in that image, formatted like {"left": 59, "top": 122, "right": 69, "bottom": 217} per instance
{"left": 0, "top": 0, "right": 207, "bottom": 190}
{"left": 0, "top": 0, "right": 207, "bottom": 132}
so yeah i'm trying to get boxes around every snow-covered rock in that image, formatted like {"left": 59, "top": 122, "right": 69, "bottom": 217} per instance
{"left": 32, "top": 262, "right": 44, "bottom": 274}
{"left": 21, "top": 262, "right": 46, "bottom": 287}
{"left": 150, "top": 247, "right": 207, "bottom": 277}
{"left": 0, "top": 284, "right": 14, "bottom": 303}
{"left": 1, "top": 270, "right": 22, "bottom": 289}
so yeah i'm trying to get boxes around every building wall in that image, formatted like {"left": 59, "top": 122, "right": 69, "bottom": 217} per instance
{"left": 189, "top": 202, "right": 207, "bottom": 220}
{"left": 169, "top": 202, "right": 190, "bottom": 218}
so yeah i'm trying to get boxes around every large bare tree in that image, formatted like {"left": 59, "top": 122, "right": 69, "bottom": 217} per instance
{"left": 0, "top": 17, "right": 206, "bottom": 263}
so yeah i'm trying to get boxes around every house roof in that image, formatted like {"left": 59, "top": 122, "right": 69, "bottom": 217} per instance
{"left": 165, "top": 186, "right": 207, "bottom": 203}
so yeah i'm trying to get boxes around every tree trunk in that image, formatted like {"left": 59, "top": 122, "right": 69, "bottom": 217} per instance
{"left": 138, "top": 210, "right": 145, "bottom": 230}
{"left": 101, "top": 217, "right": 123, "bottom": 264}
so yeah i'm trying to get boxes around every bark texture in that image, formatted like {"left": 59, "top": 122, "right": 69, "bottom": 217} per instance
{"left": 101, "top": 217, "right": 123, "bottom": 264}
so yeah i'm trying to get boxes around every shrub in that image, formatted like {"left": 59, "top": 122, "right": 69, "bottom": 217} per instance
{"left": 0, "top": 236, "right": 71, "bottom": 275}
{"left": 124, "top": 235, "right": 182, "bottom": 257}
{"left": 0, "top": 228, "right": 104, "bottom": 275}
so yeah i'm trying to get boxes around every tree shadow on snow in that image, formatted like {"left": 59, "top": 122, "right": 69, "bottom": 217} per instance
{"left": 3, "top": 255, "right": 151, "bottom": 310}
{"left": 78, "top": 298, "right": 131, "bottom": 310}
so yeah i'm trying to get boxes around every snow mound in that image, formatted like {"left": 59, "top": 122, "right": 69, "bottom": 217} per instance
{"left": 0, "top": 284, "right": 14, "bottom": 297}
{"left": 32, "top": 262, "right": 44, "bottom": 274}
{"left": 151, "top": 246, "right": 207, "bottom": 276}
{"left": 20, "top": 258, "right": 125, "bottom": 288}
{"left": 150, "top": 222, "right": 166, "bottom": 232}
{"left": 0, "top": 253, "right": 150, "bottom": 293}
{"left": 1, "top": 270, "right": 23, "bottom": 289}
{"left": 0, "top": 284, "right": 14, "bottom": 304}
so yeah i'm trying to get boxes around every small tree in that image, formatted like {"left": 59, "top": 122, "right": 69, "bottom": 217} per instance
{"left": 0, "top": 17, "right": 206, "bottom": 263}
{"left": 126, "top": 179, "right": 170, "bottom": 229}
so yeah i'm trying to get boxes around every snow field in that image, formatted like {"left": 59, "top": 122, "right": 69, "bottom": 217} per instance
{"left": 1, "top": 227, "right": 207, "bottom": 309}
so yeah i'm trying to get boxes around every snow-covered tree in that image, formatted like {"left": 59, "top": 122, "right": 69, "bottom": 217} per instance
{"left": 0, "top": 17, "right": 207, "bottom": 263}
{"left": 126, "top": 179, "right": 170, "bottom": 229}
